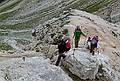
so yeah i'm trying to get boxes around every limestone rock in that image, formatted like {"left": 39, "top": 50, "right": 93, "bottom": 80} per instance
{"left": 0, "top": 57, "right": 73, "bottom": 81}
{"left": 62, "top": 49, "right": 120, "bottom": 81}
{"left": 62, "top": 49, "right": 99, "bottom": 80}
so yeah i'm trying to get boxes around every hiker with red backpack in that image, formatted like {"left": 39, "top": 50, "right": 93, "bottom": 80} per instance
{"left": 73, "top": 26, "right": 86, "bottom": 48}
{"left": 55, "top": 29, "right": 71, "bottom": 66}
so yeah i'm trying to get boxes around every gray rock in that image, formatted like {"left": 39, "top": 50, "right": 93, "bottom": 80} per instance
{"left": 0, "top": 57, "right": 73, "bottom": 81}
{"left": 62, "top": 49, "right": 99, "bottom": 80}
{"left": 62, "top": 49, "right": 120, "bottom": 81}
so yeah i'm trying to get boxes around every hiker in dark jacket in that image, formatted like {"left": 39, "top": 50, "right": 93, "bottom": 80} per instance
{"left": 73, "top": 26, "right": 86, "bottom": 48}
{"left": 90, "top": 36, "right": 99, "bottom": 55}
{"left": 32, "top": 29, "right": 37, "bottom": 37}
{"left": 55, "top": 29, "right": 71, "bottom": 66}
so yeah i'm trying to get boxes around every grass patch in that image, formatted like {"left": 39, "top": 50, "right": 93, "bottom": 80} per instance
{"left": 0, "top": 31, "right": 8, "bottom": 36}
{"left": 83, "top": 0, "right": 114, "bottom": 13}
{"left": 0, "top": 24, "right": 32, "bottom": 30}
{"left": 0, "top": 0, "right": 21, "bottom": 13}
{"left": 0, "top": 12, "right": 11, "bottom": 20}
{"left": 0, "top": 43, "right": 13, "bottom": 51}
{"left": 0, "top": 9, "right": 18, "bottom": 20}
{"left": 66, "top": 0, "right": 87, "bottom": 10}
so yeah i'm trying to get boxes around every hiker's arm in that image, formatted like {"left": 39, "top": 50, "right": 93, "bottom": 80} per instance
{"left": 73, "top": 35, "right": 74, "bottom": 38}
{"left": 82, "top": 32, "right": 86, "bottom": 37}
{"left": 73, "top": 32, "right": 75, "bottom": 38}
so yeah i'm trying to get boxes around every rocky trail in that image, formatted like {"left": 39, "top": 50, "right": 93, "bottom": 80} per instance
{"left": 0, "top": 0, "right": 120, "bottom": 81}
{"left": 0, "top": 9, "right": 120, "bottom": 81}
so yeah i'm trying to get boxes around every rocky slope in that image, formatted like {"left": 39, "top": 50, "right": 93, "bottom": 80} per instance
{"left": 0, "top": 0, "right": 120, "bottom": 81}
{"left": 62, "top": 49, "right": 120, "bottom": 81}
{"left": 0, "top": 0, "right": 119, "bottom": 29}
{"left": 1, "top": 13, "right": 120, "bottom": 81}
{"left": 0, "top": 56, "right": 73, "bottom": 81}
{"left": 33, "top": 9, "right": 120, "bottom": 72}
{"left": 0, "top": 0, "right": 120, "bottom": 51}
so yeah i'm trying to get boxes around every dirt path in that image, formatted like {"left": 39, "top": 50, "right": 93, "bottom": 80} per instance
{"left": 0, "top": 51, "right": 44, "bottom": 62}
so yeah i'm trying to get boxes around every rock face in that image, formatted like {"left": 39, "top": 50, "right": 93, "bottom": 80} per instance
{"left": 63, "top": 50, "right": 99, "bottom": 80}
{"left": 0, "top": 57, "right": 73, "bottom": 81}
{"left": 62, "top": 49, "right": 120, "bottom": 81}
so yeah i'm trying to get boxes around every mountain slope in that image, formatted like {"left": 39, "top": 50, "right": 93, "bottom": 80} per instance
{"left": 0, "top": 0, "right": 119, "bottom": 30}
{"left": 32, "top": 9, "right": 120, "bottom": 72}
{"left": 0, "top": 0, "right": 120, "bottom": 51}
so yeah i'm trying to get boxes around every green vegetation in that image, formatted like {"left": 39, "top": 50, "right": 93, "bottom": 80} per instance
{"left": 0, "top": 9, "right": 17, "bottom": 20}
{"left": 0, "top": 0, "right": 117, "bottom": 30}
{"left": 0, "top": 43, "right": 13, "bottom": 51}
{"left": 0, "top": 0, "right": 21, "bottom": 13}
{"left": 0, "top": 12, "right": 11, "bottom": 20}
{"left": 0, "top": 31, "right": 8, "bottom": 36}
{"left": 66, "top": 0, "right": 87, "bottom": 10}
{"left": 0, "top": 0, "right": 21, "bottom": 20}
{"left": 0, "top": 23, "right": 32, "bottom": 30}
{"left": 83, "top": 0, "right": 113, "bottom": 13}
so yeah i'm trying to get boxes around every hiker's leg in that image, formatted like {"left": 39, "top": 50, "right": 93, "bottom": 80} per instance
{"left": 62, "top": 54, "right": 66, "bottom": 59}
{"left": 92, "top": 44, "right": 96, "bottom": 55}
{"left": 90, "top": 44, "right": 93, "bottom": 53}
{"left": 55, "top": 54, "right": 62, "bottom": 66}
{"left": 75, "top": 40, "right": 79, "bottom": 48}
{"left": 90, "top": 44, "right": 94, "bottom": 55}
{"left": 75, "top": 40, "right": 77, "bottom": 48}
{"left": 93, "top": 43, "right": 97, "bottom": 55}
{"left": 92, "top": 49, "right": 95, "bottom": 55}
{"left": 88, "top": 42, "right": 91, "bottom": 49}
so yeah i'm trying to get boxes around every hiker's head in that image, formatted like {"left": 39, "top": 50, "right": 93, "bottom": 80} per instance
{"left": 76, "top": 26, "right": 81, "bottom": 31}
{"left": 63, "top": 29, "right": 68, "bottom": 35}
{"left": 96, "top": 36, "right": 98, "bottom": 38}
{"left": 92, "top": 36, "right": 98, "bottom": 41}
{"left": 95, "top": 36, "right": 98, "bottom": 40}
{"left": 76, "top": 26, "right": 80, "bottom": 29}
{"left": 88, "top": 37, "right": 91, "bottom": 40}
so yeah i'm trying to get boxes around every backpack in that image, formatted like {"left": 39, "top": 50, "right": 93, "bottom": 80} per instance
{"left": 58, "top": 39, "right": 66, "bottom": 53}
{"left": 65, "top": 39, "right": 71, "bottom": 50}
{"left": 58, "top": 38, "right": 71, "bottom": 53}
{"left": 91, "top": 38, "right": 97, "bottom": 44}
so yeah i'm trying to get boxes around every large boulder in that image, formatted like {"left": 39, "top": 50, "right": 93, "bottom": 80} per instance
{"left": 0, "top": 57, "right": 73, "bottom": 81}
{"left": 62, "top": 49, "right": 120, "bottom": 81}
{"left": 62, "top": 49, "right": 99, "bottom": 80}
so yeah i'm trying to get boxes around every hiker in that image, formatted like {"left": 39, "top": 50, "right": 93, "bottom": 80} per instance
{"left": 32, "top": 29, "right": 37, "bottom": 37}
{"left": 55, "top": 29, "right": 71, "bottom": 66}
{"left": 86, "top": 37, "right": 91, "bottom": 49}
{"left": 90, "top": 36, "right": 99, "bottom": 55}
{"left": 73, "top": 26, "right": 86, "bottom": 48}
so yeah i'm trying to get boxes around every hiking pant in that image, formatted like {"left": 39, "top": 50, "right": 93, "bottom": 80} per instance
{"left": 75, "top": 39, "right": 79, "bottom": 48}
{"left": 86, "top": 41, "right": 91, "bottom": 49}
{"left": 90, "top": 43, "right": 97, "bottom": 55}
{"left": 55, "top": 53, "right": 66, "bottom": 66}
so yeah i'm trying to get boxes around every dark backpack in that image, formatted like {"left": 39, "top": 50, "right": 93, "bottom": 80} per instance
{"left": 58, "top": 38, "right": 71, "bottom": 53}
{"left": 91, "top": 38, "right": 97, "bottom": 44}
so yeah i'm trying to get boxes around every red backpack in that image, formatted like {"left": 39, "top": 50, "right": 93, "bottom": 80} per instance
{"left": 65, "top": 39, "right": 71, "bottom": 50}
